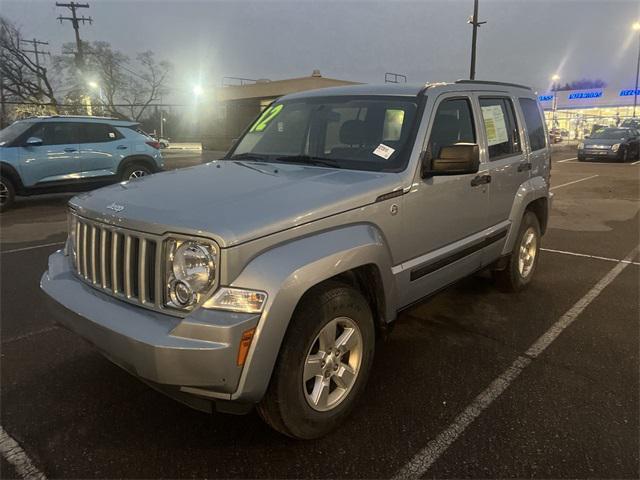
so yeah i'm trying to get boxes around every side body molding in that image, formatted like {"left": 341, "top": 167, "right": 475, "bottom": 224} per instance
{"left": 502, "top": 175, "right": 551, "bottom": 254}
{"left": 226, "top": 223, "right": 397, "bottom": 402}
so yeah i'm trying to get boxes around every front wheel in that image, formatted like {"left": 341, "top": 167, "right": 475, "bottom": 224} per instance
{"left": 258, "top": 281, "right": 375, "bottom": 439}
{"left": 493, "top": 211, "right": 541, "bottom": 292}
{"left": 0, "top": 176, "right": 16, "bottom": 212}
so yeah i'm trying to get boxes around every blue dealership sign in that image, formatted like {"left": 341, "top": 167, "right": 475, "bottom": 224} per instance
{"left": 568, "top": 91, "right": 603, "bottom": 99}
{"left": 619, "top": 89, "right": 640, "bottom": 96}
{"left": 538, "top": 95, "right": 553, "bottom": 101}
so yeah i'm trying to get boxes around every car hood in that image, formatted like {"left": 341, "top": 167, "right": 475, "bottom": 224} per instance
{"left": 583, "top": 138, "right": 623, "bottom": 147}
{"left": 70, "top": 160, "right": 403, "bottom": 247}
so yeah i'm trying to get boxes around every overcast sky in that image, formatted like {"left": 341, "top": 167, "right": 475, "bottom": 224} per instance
{"left": 2, "top": 0, "right": 639, "bottom": 99}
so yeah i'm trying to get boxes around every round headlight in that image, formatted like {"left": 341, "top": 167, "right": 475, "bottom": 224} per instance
{"left": 170, "top": 279, "right": 195, "bottom": 307}
{"left": 172, "top": 241, "right": 216, "bottom": 292}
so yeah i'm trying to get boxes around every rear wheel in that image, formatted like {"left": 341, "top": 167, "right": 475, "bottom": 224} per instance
{"left": 258, "top": 281, "right": 375, "bottom": 439}
{"left": 493, "top": 211, "right": 541, "bottom": 292}
{"left": 0, "top": 176, "right": 15, "bottom": 212}
{"left": 122, "top": 164, "right": 151, "bottom": 181}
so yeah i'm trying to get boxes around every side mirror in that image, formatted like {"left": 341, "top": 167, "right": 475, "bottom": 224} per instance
{"left": 422, "top": 143, "right": 480, "bottom": 178}
{"left": 25, "top": 136, "right": 43, "bottom": 146}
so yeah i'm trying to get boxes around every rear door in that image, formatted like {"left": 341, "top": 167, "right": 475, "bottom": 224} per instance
{"left": 18, "top": 121, "right": 80, "bottom": 187}
{"left": 518, "top": 97, "right": 550, "bottom": 182}
{"left": 78, "top": 123, "right": 127, "bottom": 179}
{"left": 478, "top": 96, "right": 530, "bottom": 227}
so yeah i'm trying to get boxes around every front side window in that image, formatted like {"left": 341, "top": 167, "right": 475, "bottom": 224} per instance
{"left": 426, "top": 97, "right": 476, "bottom": 159}
{"left": 519, "top": 98, "right": 547, "bottom": 151}
{"left": 29, "top": 122, "right": 80, "bottom": 146}
{"left": 229, "top": 95, "right": 420, "bottom": 172}
{"left": 479, "top": 97, "right": 522, "bottom": 160}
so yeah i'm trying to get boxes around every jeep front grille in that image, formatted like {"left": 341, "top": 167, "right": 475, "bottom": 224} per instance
{"left": 73, "top": 215, "right": 164, "bottom": 309}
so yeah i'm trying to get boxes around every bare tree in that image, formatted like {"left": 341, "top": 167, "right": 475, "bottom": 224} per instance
{"left": 0, "top": 16, "right": 58, "bottom": 114}
{"left": 121, "top": 51, "right": 170, "bottom": 121}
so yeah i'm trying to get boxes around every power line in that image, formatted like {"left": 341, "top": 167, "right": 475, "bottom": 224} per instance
{"left": 19, "top": 38, "right": 51, "bottom": 90}
{"left": 56, "top": 2, "right": 92, "bottom": 69}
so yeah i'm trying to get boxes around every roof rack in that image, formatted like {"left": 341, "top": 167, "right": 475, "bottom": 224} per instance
{"left": 455, "top": 79, "right": 532, "bottom": 91}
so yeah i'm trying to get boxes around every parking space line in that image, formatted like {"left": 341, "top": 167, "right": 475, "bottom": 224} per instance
{"left": 557, "top": 157, "right": 577, "bottom": 163}
{"left": 0, "top": 242, "right": 64, "bottom": 255}
{"left": 550, "top": 174, "right": 599, "bottom": 190}
{"left": 631, "top": 160, "right": 640, "bottom": 165}
{"left": 2, "top": 326, "right": 59, "bottom": 345}
{"left": 393, "top": 244, "right": 639, "bottom": 479}
{"left": 541, "top": 247, "right": 640, "bottom": 266}
{"left": 0, "top": 426, "right": 46, "bottom": 480}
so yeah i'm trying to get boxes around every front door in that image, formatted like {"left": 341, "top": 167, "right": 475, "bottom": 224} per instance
{"left": 398, "top": 94, "right": 490, "bottom": 307}
{"left": 18, "top": 122, "right": 81, "bottom": 187}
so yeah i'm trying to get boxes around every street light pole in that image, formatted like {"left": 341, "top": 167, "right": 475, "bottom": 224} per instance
{"left": 468, "top": 0, "right": 486, "bottom": 80}
{"left": 551, "top": 74, "right": 560, "bottom": 133}
{"left": 633, "top": 22, "right": 640, "bottom": 118}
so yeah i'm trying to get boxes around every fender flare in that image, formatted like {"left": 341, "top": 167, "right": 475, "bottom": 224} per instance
{"left": 502, "top": 176, "right": 550, "bottom": 255}
{"left": 0, "top": 162, "right": 25, "bottom": 194}
{"left": 226, "top": 223, "right": 396, "bottom": 402}
{"left": 117, "top": 155, "right": 159, "bottom": 177}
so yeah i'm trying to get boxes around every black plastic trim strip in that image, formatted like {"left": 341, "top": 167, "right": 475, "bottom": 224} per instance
{"left": 410, "top": 227, "right": 509, "bottom": 281}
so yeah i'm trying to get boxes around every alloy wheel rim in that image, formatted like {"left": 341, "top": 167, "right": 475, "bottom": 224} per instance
{"left": 518, "top": 227, "right": 537, "bottom": 278}
{"left": 129, "top": 170, "right": 147, "bottom": 180}
{"left": 303, "top": 316, "right": 363, "bottom": 412}
{"left": 0, "top": 181, "right": 8, "bottom": 205}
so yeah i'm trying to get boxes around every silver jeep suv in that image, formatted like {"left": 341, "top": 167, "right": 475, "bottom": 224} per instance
{"left": 42, "top": 81, "right": 552, "bottom": 439}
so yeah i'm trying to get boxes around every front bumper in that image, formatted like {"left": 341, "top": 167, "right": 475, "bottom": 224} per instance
{"left": 578, "top": 148, "right": 621, "bottom": 160}
{"left": 41, "top": 250, "right": 260, "bottom": 406}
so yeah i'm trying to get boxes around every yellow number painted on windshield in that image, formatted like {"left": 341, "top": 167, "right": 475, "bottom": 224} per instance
{"left": 250, "top": 104, "right": 284, "bottom": 133}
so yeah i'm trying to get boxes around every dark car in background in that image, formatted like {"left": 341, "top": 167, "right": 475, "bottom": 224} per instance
{"left": 578, "top": 127, "right": 640, "bottom": 162}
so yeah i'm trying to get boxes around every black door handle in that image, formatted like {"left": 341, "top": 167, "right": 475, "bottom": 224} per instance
{"left": 64, "top": 147, "right": 77, "bottom": 152}
{"left": 471, "top": 174, "right": 491, "bottom": 187}
{"left": 117, "top": 145, "right": 128, "bottom": 150}
{"left": 517, "top": 162, "right": 532, "bottom": 172}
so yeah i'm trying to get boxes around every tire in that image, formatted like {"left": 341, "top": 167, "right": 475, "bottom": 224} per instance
{"left": 257, "top": 281, "right": 375, "bottom": 439}
{"left": 121, "top": 163, "right": 152, "bottom": 181}
{"left": 620, "top": 148, "right": 629, "bottom": 163}
{"left": 493, "top": 211, "right": 541, "bottom": 292}
{"left": 0, "top": 176, "right": 15, "bottom": 212}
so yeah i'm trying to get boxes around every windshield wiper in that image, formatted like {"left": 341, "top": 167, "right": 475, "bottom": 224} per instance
{"left": 229, "top": 152, "right": 270, "bottom": 162}
{"left": 274, "top": 155, "right": 342, "bottom": 169}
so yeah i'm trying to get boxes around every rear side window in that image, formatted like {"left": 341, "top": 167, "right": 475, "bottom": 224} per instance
{"left": 479, "top": 97, "right": 522, "bottom": 160}
{"left": 427, "top": 98, "right": 476, "bottom": 159}
{"left": 80, "top": 123, "right": 121, "bottom": 143}
{"left": 519, "top": 98, "right": 547, "bottom": 151}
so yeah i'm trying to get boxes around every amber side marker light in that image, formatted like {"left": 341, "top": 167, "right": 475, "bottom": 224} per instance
{"left": 237, "top": 328, "right": 256, "bottom": 366}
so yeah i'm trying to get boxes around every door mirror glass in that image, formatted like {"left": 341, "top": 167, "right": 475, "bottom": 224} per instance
{"left": 25, "top": 136, "right": 43, "bottom": 146}
{"left": 423, "top": 143, "right": 480, "bottom": 177}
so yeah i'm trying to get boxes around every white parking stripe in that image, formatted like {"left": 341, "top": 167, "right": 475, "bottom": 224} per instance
{"left": 541, "top": 247, "right": 640, "bottom": 266}
{"left": 631, "top": 159, "right": 640, "bottom": 165}
{"left": 0, "top": 242, "right": 64, "bottom": 255}
{"left": 557, "top": 157, "right": 577, "bottom": 163}
{"left": 394, "top": 245, "right": 639, "bottom": 479}
{"left": 550, "top": 174, "right": 599, "bottom": 190}
{"left": 2, "top": 326, "right": 59, "bottom": 345}
{"left": 0, "top": 426, "right": 46, "bottom": 480}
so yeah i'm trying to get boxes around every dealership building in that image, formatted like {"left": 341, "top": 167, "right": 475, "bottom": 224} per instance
{"left": 537, "top": 86, "right": 640, "bottom": 139}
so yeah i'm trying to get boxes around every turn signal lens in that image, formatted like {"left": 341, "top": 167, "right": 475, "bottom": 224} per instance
{"left": 237, "top": 328, "right": 256, "bottom": 366}
{"left": 203, "top": 287, "right": 267, "bottom": 313}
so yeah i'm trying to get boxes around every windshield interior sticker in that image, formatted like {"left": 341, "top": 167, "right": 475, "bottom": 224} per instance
{"left": 481, "top": 105, "right": 509, "bottom": 146}
{"left": 250, "top": 104, "right": 284, "bottom": 133}
{"left": 373, "top": 143, "right": 395, "bottom": 160}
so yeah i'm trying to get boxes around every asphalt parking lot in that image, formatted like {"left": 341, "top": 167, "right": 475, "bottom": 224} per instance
{"left": 1, "top": 149, "right": 638, "bottom": 478}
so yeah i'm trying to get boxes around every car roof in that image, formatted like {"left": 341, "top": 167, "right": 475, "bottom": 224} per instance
{"left": 20, "top": 115, "right": 139, "bottom": 127}
{"left": 281, "top": 80, "right": 534, "bottom": 101}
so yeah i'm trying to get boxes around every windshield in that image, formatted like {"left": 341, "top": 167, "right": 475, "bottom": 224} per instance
{"left": 590, "top": 128, "right": 630, "bottom": 140}
{"left": 228, "top": 95, "right": 420, "bottom": 172}
{"left": 0, "top": 121, "right": 34, "bottom": 146}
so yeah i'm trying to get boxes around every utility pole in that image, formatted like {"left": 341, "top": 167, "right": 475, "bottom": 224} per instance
{"left": 56, "top": 2, "right": 92, "bottom": 69}
{"left": 0, "top": 22, "right": 6, "bottom": 128}
{"left": 633, "top": 22, "right": 640, "bottom": 118}
{"left": 19, "top": 38, "right": 50, "bottom": 90}
{"left": 468, "top": 0, "right": 486, "bottom": 80}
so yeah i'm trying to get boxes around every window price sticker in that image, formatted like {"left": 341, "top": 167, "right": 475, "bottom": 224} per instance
{"left": 373, "top": 143, "right": 395, "bottom": 160}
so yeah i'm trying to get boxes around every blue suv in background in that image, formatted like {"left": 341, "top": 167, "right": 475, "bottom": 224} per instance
{"left": 0, "top": 116, "right": 164, "bottom": 211}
